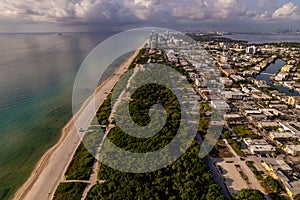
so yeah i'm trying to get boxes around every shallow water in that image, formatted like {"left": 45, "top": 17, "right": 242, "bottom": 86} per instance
{"left": 0, "top": 32, "right": 113, "bottom": 199}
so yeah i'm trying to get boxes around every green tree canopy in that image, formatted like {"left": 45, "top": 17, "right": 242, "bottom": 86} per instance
{"left": 235, "top": 188, "right": 266, "bottom": 200}
{"left": 206, "top": 184, "right": 225, "bottom": 200}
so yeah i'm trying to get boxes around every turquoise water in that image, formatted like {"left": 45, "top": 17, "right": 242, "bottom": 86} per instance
{"left": 0, "top": 32, "right": 113, "bottom": 199}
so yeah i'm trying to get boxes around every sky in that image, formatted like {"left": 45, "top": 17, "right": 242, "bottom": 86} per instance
{"left": 0, "top": 0, "right": 299, "bottom": 33}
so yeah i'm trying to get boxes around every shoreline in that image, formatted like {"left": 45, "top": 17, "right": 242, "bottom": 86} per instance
{"left": 13, "top": 47, "right": 143, "bottom": 200}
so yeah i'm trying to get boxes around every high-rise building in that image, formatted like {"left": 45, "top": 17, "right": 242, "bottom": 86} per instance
{"left": 246, "top": 46, "right": 257, "bottom": 54}
{"left": 150, "top": 40, "right": 157, "bottom": 49}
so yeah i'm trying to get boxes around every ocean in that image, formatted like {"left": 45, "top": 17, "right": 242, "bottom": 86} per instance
{"left": 0, "top": 32, "right": 115, "bottom": 200}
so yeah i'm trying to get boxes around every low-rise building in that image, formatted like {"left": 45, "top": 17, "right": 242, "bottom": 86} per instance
{"left": 224, "top": 114, "right": 242, "bottom": 121}
{"left": 262, "top": 160, "right": 292, "bottom": 174}
{"left": 269, "top": 104, "right": 288, "bottom": 110}
{"left": 262, "top": 160, "right": 300, "bottom": 199}
{"left": 285, "top": 181, "right": 300, "bottom": 200}
{"left": 260, "top": 109, "right": 282, "bottom": 118}
{"left": 281, "top": 65, "right": 293, "bottom": 73}
{"left": 284, "top": 145, "right": 300, "bottom": 156}
{"left": 244, "top": 110, "right": 262, "bottom": 115}
{"left": 244, "top": 138, "right": 269, "bottom": 146}
{"left": 244, "top": 138, "right": 276, "bottom": 154}
{"left": 211, "top": 100, "right": 230, "bottom": 111}
{"left": 249, "top": 145, "right": 276, "bottom": 154}
{"left": 243, "top": 70, "right": 256, "bottom": 77}
{"left": 258, "top": 121, "right": 279, "bottom": 129}
{"left": 230, "top": 75, "right": 245, "bottom": 82}
{"left": 279, "top": 122, "right": 300, "bottom": 135}
{"left": 195, "top": 77, "right": 207, "bottom": 88}
{"left": 224, "top": 91, "right": 244, "bottom": 100}
{"left": 220, "top": 77, "right": 233, "bottom": 87}
{"left": 248, "top": 115, "right": 268, "bottom": 121}
{"left": 254, "top": 80, "right": 268, "bottom": 88}
{"left": 288, "top": 96, "right": 300, "bottom": 109}
{"left": 243, "top": 109, "right": 266, "bottom": 120}
{"left": 269, "top": 132, "right": 297, "bottom": 140}
{"left": 221, "top": 69, "right": 237, "bottom": 77}
{"left": 274, "top": 72, "right": 289, "bottom": 81}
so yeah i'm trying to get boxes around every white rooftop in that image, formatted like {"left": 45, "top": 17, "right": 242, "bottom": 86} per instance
{"left": 270, "top": 132, "right": 297, "bottom": 139}
{"left": 249, "top": 145, "right": 276, "bottom": 152}
{"left": 244, "top": 138, "right": 269, "bottom": 146}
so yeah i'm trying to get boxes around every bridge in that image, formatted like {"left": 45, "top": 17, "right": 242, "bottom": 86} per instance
{"left": 259, "top": 72, "right": 274, "bottom": 76}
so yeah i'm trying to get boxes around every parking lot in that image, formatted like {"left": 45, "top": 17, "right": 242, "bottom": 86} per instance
{"left": 216, "top": 161, "right": 248, "bottom": 195}
{"left": 216, "top": 158, "right": 266, "bottom": 196}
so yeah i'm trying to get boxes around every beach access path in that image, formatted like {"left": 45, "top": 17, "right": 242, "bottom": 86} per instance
{"left": 13, "top": 48, "right": 141, "bottom": 200}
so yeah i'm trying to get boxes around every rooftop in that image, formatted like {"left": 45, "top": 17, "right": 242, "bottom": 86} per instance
{"left": 243, "top": 138, "right": 269, "bottom": 146}
{"left": 249, "top": 145, "right": 276, "bottom": 153}
{"left": 270, "top": 132, "right": 297, "bottom": 139}
{"left": 263, "top": 160, "right": 292, "bottom": 171}
{"left": 285, "top": 180, "right": 300, "bottom": 196}
{"left": 259, "top": 121, "right": 279, "bottom": 127}
{"left": 286, "top": 145, "right": 300, "bottom": 152}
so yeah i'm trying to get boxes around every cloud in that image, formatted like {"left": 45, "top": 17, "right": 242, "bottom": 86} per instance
{"left": 257, "top": 0, "right": 279, "bottom": 8}
{"left": 253, "top": 11, "right": 272, "bottom": 21}
{"left": 272, "top": 2, "right": 300, "bottom": 20}
{"left": 0, "top": 0, "right": 299, "bottom": 32}
{"left": 171, "top": 0, "right": 246, "bottom": 21}
{"left": 0, "top": 0, "right": 95, "bottom": 23}
{"left": 0, "top": 0, "right": 162, "bottom": 24}
{"left": 123, "top": 0, "right": 161, "bottom": 20}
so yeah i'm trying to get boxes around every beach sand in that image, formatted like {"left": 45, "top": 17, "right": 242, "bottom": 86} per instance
{"left": 13, "top": 48, "right": 142, "bottom": 200}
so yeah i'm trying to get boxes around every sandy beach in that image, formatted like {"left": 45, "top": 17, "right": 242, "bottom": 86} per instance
{"left": 13, "top": 47, "right": 142, "bottom": 200}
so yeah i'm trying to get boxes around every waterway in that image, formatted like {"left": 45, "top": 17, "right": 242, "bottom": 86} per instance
{"left": 255, "top": 59, "right": 300, "bottom": 96}
{"left": 224, "top": 33, "right": 300, "bottom": 44}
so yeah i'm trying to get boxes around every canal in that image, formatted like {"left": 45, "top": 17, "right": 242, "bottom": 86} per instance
{"left": 255, "top": 59, "right": 300, "bottom": 96}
